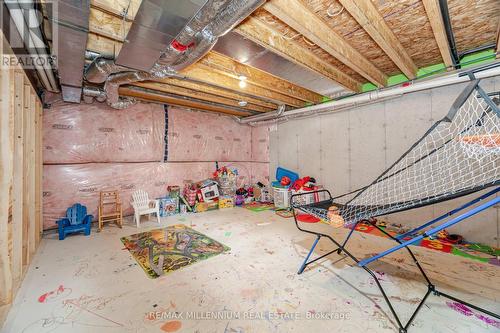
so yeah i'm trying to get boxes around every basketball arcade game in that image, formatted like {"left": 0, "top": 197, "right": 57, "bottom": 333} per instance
{"left": 291, "top": 74, "right": 500, "bottom": 333}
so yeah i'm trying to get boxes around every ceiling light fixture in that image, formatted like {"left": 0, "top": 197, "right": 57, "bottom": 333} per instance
{"left": 238, "top": 80, "right": 247, "bottom": 89}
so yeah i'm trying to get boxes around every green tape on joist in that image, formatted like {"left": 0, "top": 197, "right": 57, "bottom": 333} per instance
{"left": 360, "top": 49, "right": 496, "bottom": 93}
{"left": 460, "top": 49, "right": 496, "bottom": 69}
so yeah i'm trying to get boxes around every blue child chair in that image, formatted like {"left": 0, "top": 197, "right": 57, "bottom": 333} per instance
{"left": 56, "top": 203, "right": 93, "bottom": 240}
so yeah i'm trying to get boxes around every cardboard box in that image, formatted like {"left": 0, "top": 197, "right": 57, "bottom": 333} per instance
{"left": 158, "top": 197, "right": 179, "bottom": 217}
{"left": 219, "top": 196, "right": 234, "bottom": 209}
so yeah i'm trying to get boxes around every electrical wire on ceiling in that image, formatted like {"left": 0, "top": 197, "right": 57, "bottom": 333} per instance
{"left": 120, "top": 0, "right": 132, "bottom": 39}
{"left": 301, "top": 36, "right": 316, "bottom": 47}
{"left": 282, "top": 31, "right": 301, "bottom": 40}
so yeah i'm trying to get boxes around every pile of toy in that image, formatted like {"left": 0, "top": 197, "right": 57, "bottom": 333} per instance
{"left": 214, "top": 166, "right": 238, "bottom": 197}
{"left": 164, "top": 166, "right": 270, "bottom": 213}
{"left": 272, "top": 167, "right": 321, "bottom": 210}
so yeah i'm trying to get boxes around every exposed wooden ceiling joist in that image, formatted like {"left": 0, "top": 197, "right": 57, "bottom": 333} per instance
{"left": 234, "top": 16, "right": 362, "bottom": 92}
{"left": 337, "top": 0, "right": 418, "bottom": 79}
{"left": 199, "top": 51, "right": 325, "bottom": 104}
{"left": 421, "top": 0, "right": 454, "bottom": 68}
{"left": 133, "top": 81, "right": 273, "bottom": 113}
{"left": 90, "top": 0, "right": 141, "bottom": 19}
{"left": 181, "top": 65, "right": 306, "bottom": 107}
{"left": 263, "top": 0, "right": 387, "bottom": 87}
{"left": 157, "top": 77, "right": 278, "bottom": 109}
{"left": 119, "top": 86, "right": 253, "bottom": 117}
{"left": 90, "top": 0, "right": 135, "bottom": 21}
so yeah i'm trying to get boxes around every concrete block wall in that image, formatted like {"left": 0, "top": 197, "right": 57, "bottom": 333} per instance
{"left": 270, "top": 76, "right": 500, "bottom": 246}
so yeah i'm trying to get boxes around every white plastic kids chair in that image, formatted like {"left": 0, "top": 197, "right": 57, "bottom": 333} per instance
{"left": 131, "top": 190, "right": 160, "bottom": 227}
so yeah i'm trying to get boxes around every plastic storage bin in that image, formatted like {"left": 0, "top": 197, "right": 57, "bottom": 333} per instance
{"left": 218, "top": 175, "right": 237, "bottom": 197}
{"left": 291, "top": 189, "right": 315, "bottom": 207}
{"left": 273, "top": 187, "right": 291, "bottom": 209}
{"left": 271, "top": 167, "right": 299, "bottom": 189}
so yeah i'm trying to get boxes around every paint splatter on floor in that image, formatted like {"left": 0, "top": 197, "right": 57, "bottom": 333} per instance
{"left": 447, "top": 301, "right": 500, "bottom": 328}
{"left": 446, "top": 301, "right": 473, "bottom": 316}
{"left": 161, "top": 320, "right": 182, "bottom": 332}
{"left": 38, "top": 285, "right": 71, "bottom": 303}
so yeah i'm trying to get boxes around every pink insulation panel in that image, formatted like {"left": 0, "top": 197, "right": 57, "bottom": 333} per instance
{"left": 251, "top": 125, "right": 270, "bottom": 162}
{"left": 43, "top": 161, "right": 270, "bottom": 229}
{"left": 43, "top": 101, "right": 165, "bottom": 164}
{"left": 43, "top": 162, "right": 216, "bottom": 229}
{"left": 167, "top": 107, "right": 252, "bottom": 161}
{"left": 42, "top": 104, "right": 271, "bottom": 230}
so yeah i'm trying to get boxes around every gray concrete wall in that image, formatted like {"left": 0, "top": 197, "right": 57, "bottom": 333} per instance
{"left": 269, "top": 76, "right": 500, "bottom": 246}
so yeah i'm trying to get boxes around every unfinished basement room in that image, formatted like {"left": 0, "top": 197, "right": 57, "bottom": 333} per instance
{"left": 0, "top": 0, "right": 499, "bottom": 332}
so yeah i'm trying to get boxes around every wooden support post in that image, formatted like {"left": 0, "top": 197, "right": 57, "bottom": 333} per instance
{"left": 0, "top": 63, "right": 14, "bottom": 306}
{"left": 22, "top": 84, "right": 31, "bottom": 267}
{"left": 35, "top": 101, "right": 42, "bottom": 244}
{"left": 28, "top": 91, "right": 36, "bottom": 258}
{"left": 0, "top": 37, "right": 44, "bottom": 321}
{"left": 11, "top": 71, "right": 24, "bottom": 284}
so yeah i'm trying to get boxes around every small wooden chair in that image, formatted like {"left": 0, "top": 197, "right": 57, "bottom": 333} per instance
{"left": 98, "top": 190, "right": 123, "bottom": 231}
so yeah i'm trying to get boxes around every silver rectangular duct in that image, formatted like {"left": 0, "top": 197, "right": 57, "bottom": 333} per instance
{"left": 49, "top": 0, "right": 90, "bottom": 102}
{"left": 214, "top": 32, "right": 347, "bottom": 97}
{"left": 115, "top": 0, "right": 208, "bottom": 71}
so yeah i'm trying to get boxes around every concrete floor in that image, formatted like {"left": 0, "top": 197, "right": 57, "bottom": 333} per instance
{"left": 1, "top": 208, "right": 499, "bottom": 333}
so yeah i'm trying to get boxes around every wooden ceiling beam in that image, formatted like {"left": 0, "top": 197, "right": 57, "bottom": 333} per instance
{"left": 337, "top": 0, "right": 418, "bottom": 79}
{"left": 234, "top": 16, "right": 362, "bottom": 92}
{"left": 421, "top": 0, "right": 454, "bottom": 68}
{"left": 133, "top": 81, "right": 272, "bottom": 113}
{"left": 160, "top": 77, "right": 278, "bottom": 109}
{"left": 119, "top": 86, "right": 253, "bottom": 117}
{"left": 199, "top": 51, "right": 325, "bottom": 103}
{"left": 90, "top": 0, "right": 141, "bottom": 19}
{"left": 263, "top": 0, "right": 387, "bottom": 87}
{"left": 180, "top": 65, "right": 306, "bottom": 107}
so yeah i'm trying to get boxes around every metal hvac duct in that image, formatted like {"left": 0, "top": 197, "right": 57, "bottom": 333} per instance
{"left": 48, "top": 0, "right": 90, "bottom": 102}
{"left": 115, "top": 0, "right": 209, "bottom": 71}
{"left": 84, "top": 0, "right": 265, "bottom": 109}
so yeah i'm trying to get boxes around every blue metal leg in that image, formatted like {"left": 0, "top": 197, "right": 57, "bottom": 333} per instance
{"left": 396, "top": 187, "right": 500, "bottom": 240}
{"left": 359, "top": 196, "right": 500, "bottom": 267}
{"left": 298, "top": 235, "right": 321, "bottom": 274}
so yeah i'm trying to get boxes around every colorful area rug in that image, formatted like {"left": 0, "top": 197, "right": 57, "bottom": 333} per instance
{"left": 275, "top": 209, "right": 294, "bottom": 218}
{"left": 121, "top": 224, "right": 230, "bottom": 278}
{"left": 352, "top": 222, "right": 500, "bottom": 266}
{"left": 243, "top": 202, "right": 275, "bottom": 212}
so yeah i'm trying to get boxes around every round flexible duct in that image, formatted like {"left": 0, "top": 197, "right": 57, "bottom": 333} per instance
{"left": 83, "top": 0, "right": 265, "bottom": 108}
